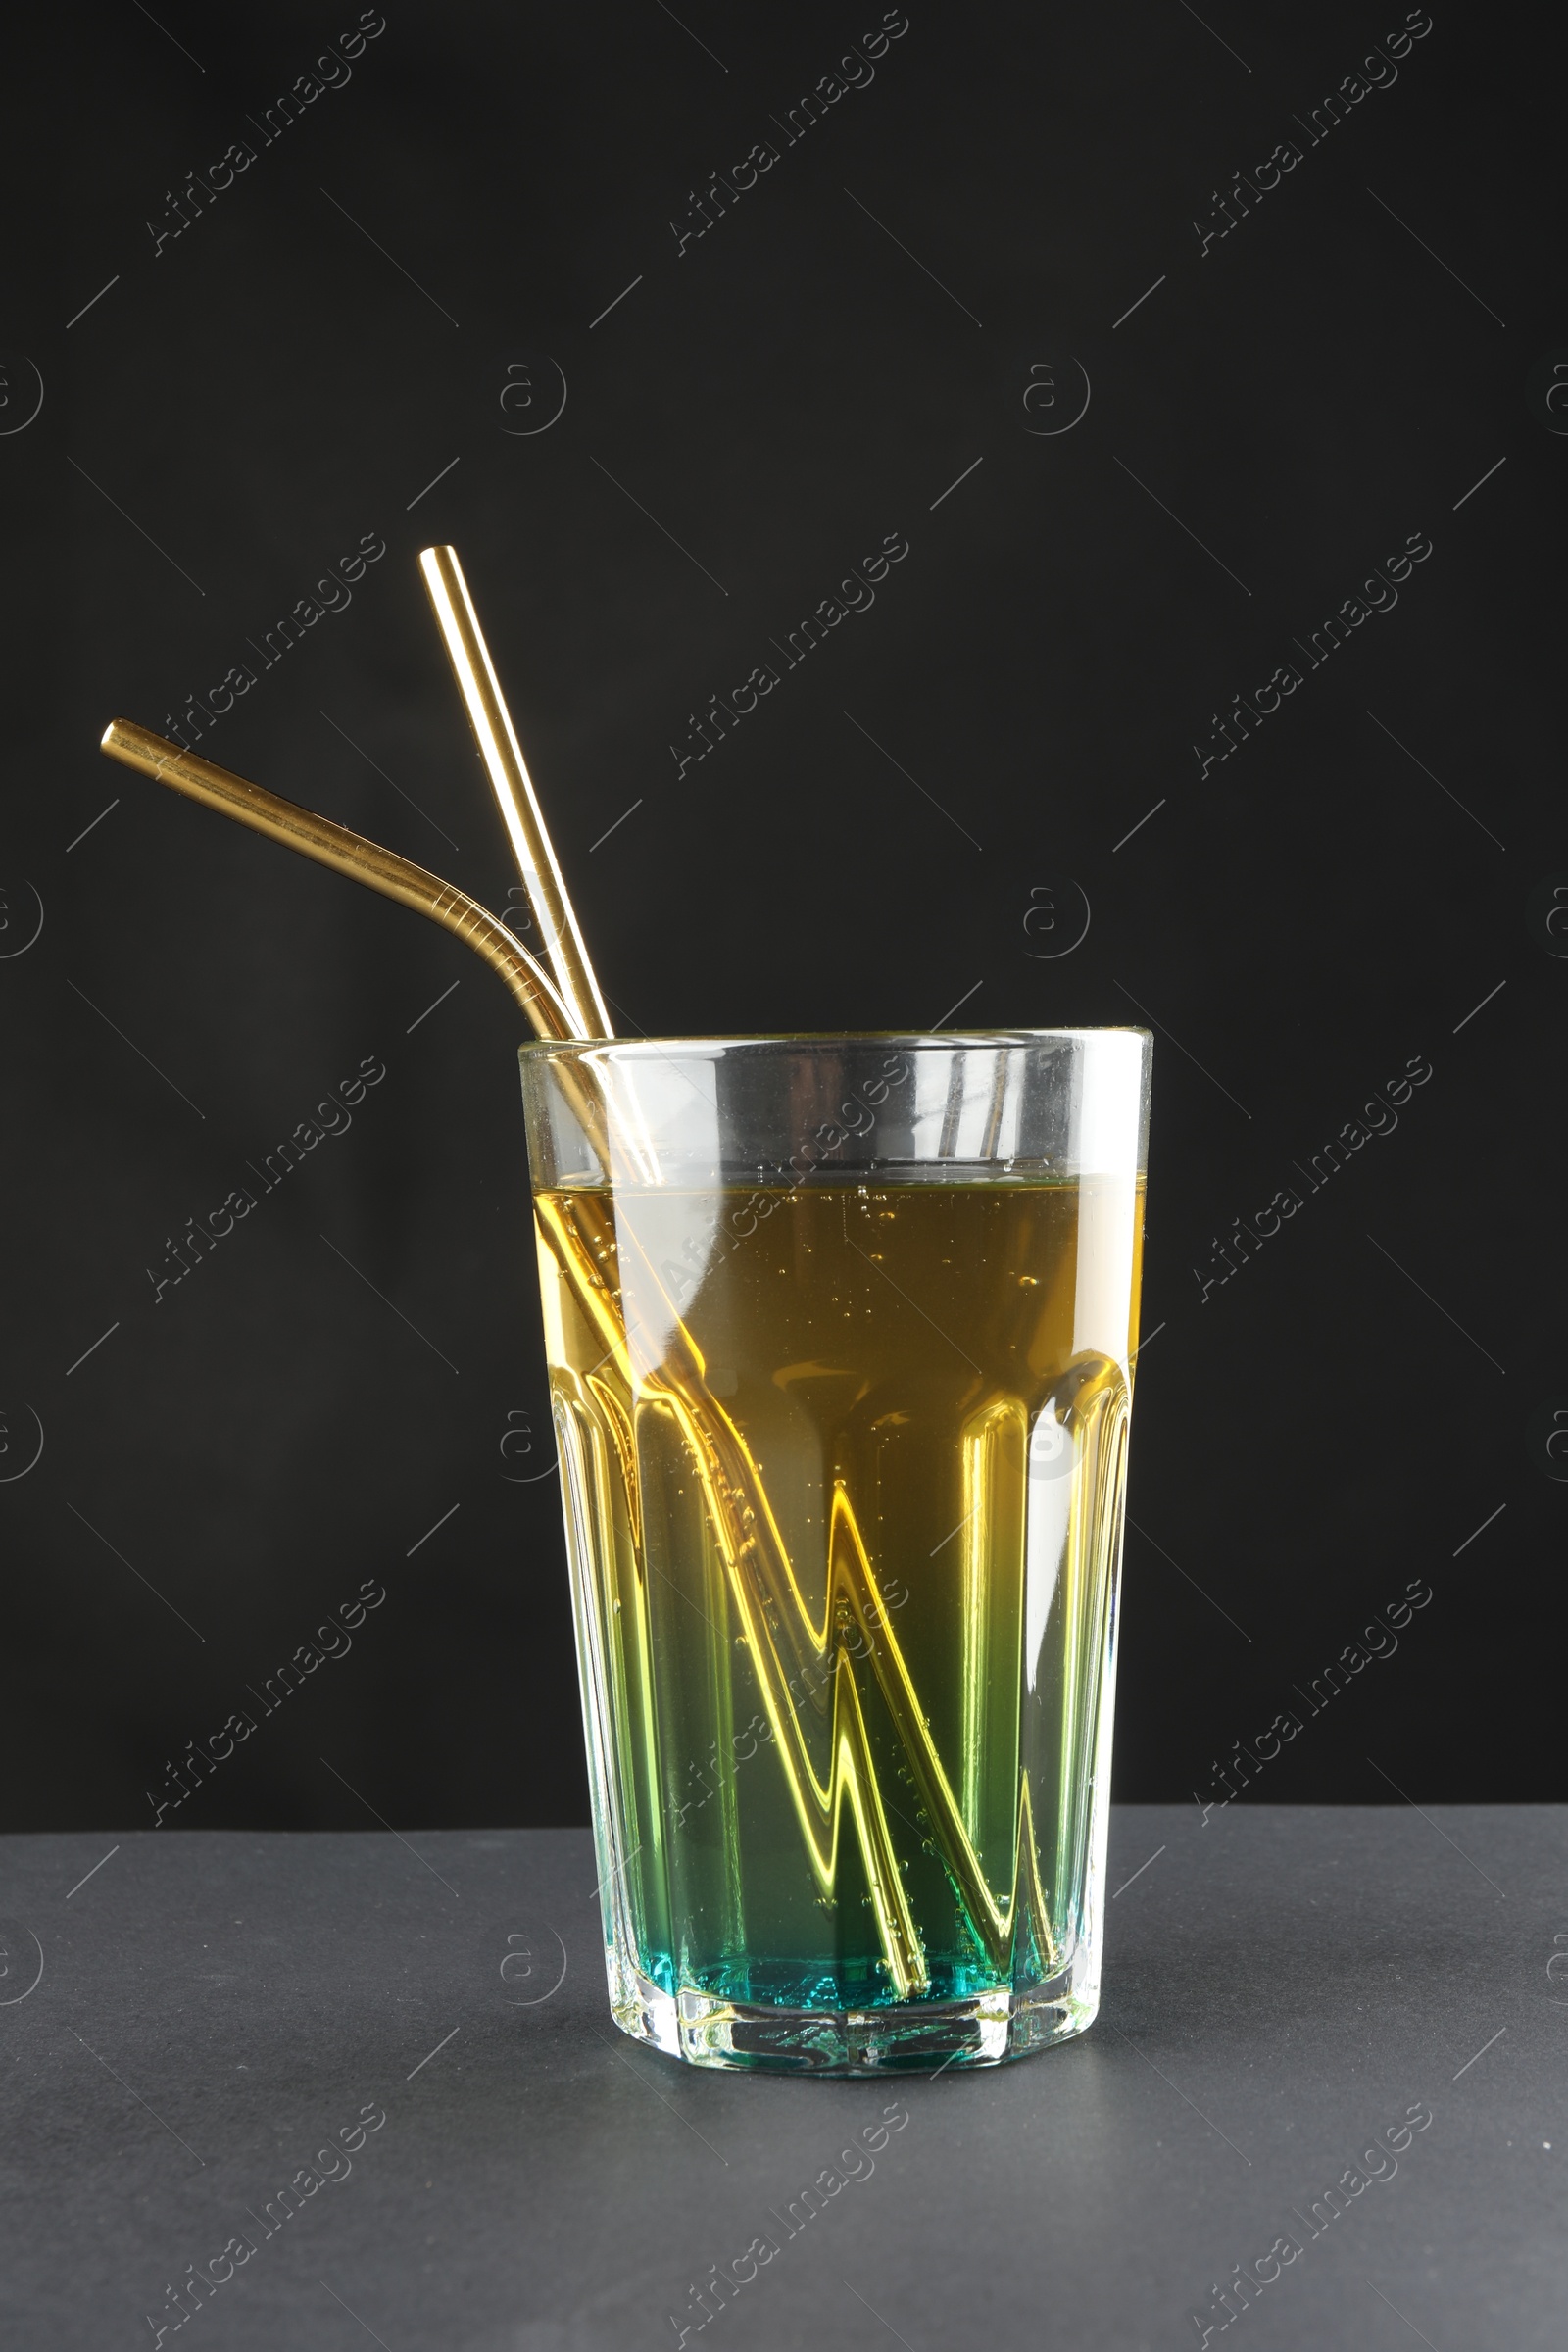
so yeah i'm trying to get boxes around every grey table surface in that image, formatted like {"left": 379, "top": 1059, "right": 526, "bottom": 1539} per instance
{"left": 1, "top": 1805, "right": 1561, "bottom": 2350}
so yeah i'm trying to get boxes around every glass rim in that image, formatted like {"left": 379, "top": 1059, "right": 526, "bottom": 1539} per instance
{"left": 519, "top": 1025, "right": 1153, "bottom": 1060}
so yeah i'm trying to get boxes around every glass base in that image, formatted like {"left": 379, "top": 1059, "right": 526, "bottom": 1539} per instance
{"left": 606, "top": 1948, "right": 1100, "bottom": 2075}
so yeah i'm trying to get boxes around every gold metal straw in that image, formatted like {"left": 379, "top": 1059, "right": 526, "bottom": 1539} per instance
{"left": 418, "top": 544, "right": 613, "bottom": 1042}
{"left": 100, "top": 675, "right": 1032, "bottom": 1996}
{"left": 99, "top": 720, "right": 572, "bottom": 1038}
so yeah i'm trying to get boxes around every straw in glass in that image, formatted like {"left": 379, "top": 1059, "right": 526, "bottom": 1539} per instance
{"left": 418, "top": 544, "right": 612, "bottom": 1041}
{"left": 99, "top": 720, "right": 572, "bottom": 1037}
{"left": 403, "top": 560, "right": 1049, "bottom": 1987}
{"left": 101, "top": 585, "right": 1050, "bottom": 1995}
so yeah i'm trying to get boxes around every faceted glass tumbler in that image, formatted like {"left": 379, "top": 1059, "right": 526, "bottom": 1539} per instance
{"left": 518, "top": 1031, "right": 1152, "bottom": 2074}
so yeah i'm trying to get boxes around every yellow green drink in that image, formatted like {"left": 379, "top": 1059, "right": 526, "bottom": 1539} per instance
{"left": 522, "top": 1034, "right": 1150, "bottom": 2073}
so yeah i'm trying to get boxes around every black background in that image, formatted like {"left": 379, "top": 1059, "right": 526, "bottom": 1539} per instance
{"left": 1, "top": 0, "right": 1559, "bottom": 1834}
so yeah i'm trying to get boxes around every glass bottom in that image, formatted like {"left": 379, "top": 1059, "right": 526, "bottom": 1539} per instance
{"left": 606, "top": 1944, "right": 1100, "bottom": 2075}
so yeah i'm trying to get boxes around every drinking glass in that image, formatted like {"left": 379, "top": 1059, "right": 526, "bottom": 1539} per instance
{"left": 519, "top": 1030, "right": 1152, "bottom": 2073}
